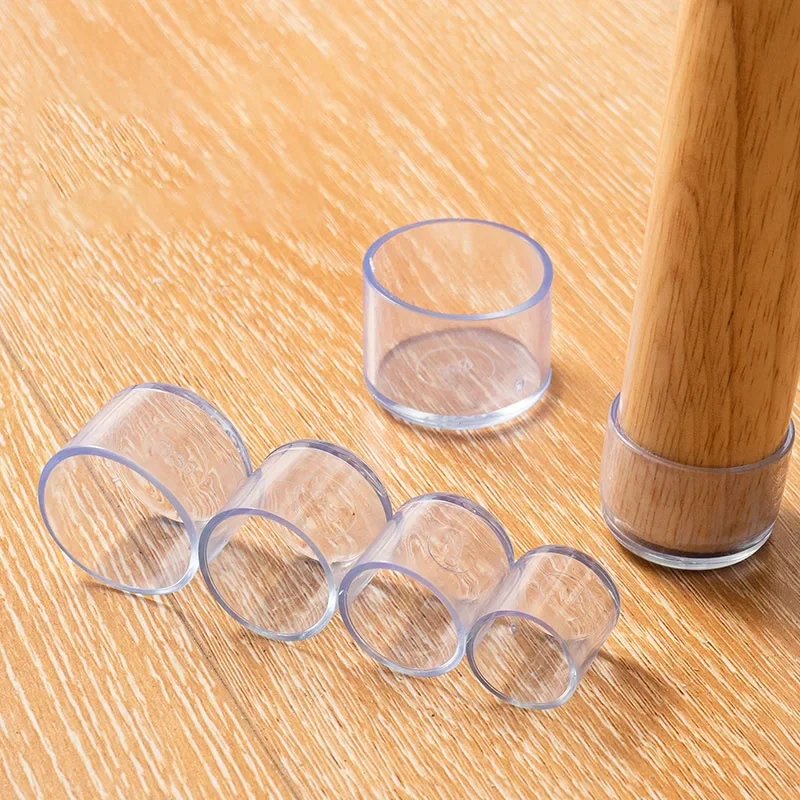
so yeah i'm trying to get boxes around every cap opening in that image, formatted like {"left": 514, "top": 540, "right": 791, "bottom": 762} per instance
{"left": 39, "top": 448, "right": 194, "bottom": 594}
{"left": 364, "top": 218, "right": 552, "bottom": 320}
{"left": 340, "top": 563, "right": 464, "bottom": 676}
{"left": 467, "top": 611, "right": 577, "bottom": 709}
{"left": 201, "top": 509, "right": 336, "bottom": 641}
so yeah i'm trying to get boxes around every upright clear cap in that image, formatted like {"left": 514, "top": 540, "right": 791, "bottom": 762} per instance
{"left": 600, "top": 393, "right": 795, "bottom": 569}
{"left": 363, "top": 219, "right": 552, "bottom": 430}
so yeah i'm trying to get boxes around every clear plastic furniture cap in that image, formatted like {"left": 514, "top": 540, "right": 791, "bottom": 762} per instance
{"left": 467, "top": 545, "right": 620, "bottom": 709}
{"left": 339, "top": 493, "right": 515, "bottom": 676}
{"left": 200, "top": 440, "right": 392, "bottom": 641}
{"left": 363, "top": 218, "right": 553, "bottom": 430}
{"left": 38, "top": 383, "right": 252, "bottom": 594}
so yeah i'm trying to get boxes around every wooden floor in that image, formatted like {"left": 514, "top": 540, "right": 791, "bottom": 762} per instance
{"left": 1, "top": 1, "right": 799, "bottom": 797}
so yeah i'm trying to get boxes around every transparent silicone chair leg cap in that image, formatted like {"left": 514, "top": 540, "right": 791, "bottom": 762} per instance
{"left": 599, "top": 393, "right": 794, "bottom": 570}
{"left": 200, "top": 439, "right": 392, "bottom": 642}
{"left": 466, "top": 545, "right": 620, "bottom": 709}
{"left": 363, "top": 219, "right": 553, "bottom": 430}
{"left": 339, "top": 493, "right": 515, "bottom": 676}
{"left": 38, "top": 383, "right": 251, "bottom": 595}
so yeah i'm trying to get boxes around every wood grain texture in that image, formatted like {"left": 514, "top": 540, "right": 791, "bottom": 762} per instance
{"left": 620, "top": 0, "right": 800, "bottom": 468}
{"left": 0, "top": 0, "right": 798, "bottom": 798}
